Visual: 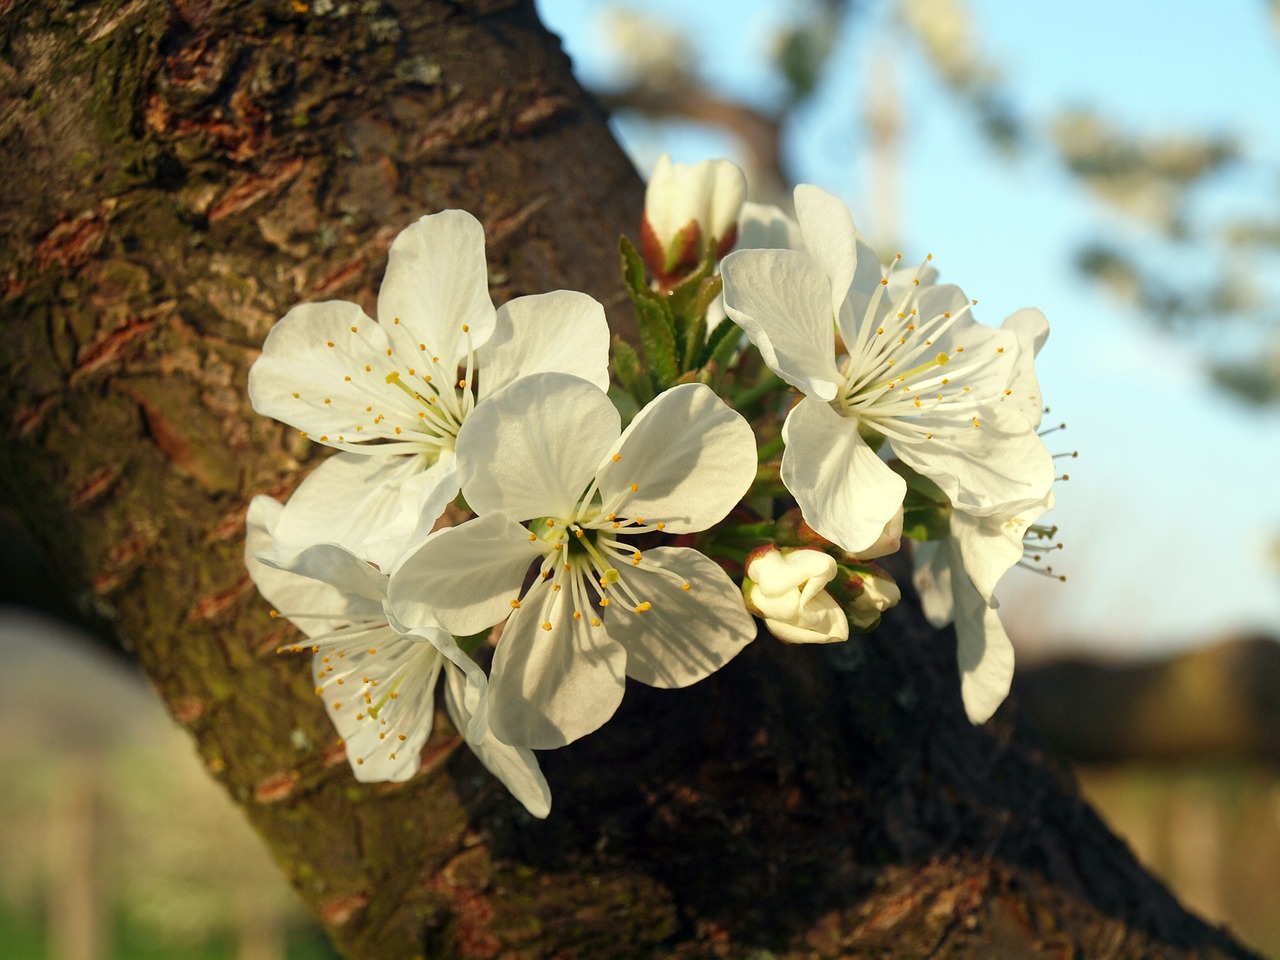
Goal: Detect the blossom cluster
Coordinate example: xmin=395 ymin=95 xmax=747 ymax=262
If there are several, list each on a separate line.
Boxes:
xmin=244 ymin=155 xmax=1062 ymax=816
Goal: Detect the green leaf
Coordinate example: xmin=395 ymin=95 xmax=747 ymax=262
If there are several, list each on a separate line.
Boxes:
xmin=611 ymin=337 xmax=653 ymax=406
xmin=892 ymin=460 xmax=949 ymax=505
xmin=620 ymin=237 xmax=679 ymax=387
xmin=698 ymin=314 xmax=741 ymax=370
xmin=901 ymin=505 xmax=951 ymax=542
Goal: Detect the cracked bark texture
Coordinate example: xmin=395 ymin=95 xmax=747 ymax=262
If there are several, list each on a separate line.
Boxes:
xmin=0 ymin=1 xmax=1262 ymax=957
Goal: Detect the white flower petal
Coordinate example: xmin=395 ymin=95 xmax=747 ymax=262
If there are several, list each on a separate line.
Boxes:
xmin=596 ymin=383 xmax=756 ymax=533
xmin=794 ymin=184 xmax=857 ymax=319
xmin=949 ymin=492 xmax=1053 ymax=605
xmin=456 ymin=373 xmax=620 ymax=521
xmin=910 ymin=538 xmax=954 ymax=629
xmin=837 ymin=232 xmax=892 ymax=351
xmin=721 ymin=248 xmax=843 ymax=400
xmin=270 ymin=451 xmax=457 ymax=572
xmin=444 ymin=666 xmax=551 ymax=818
xmin=737 ymin=202 xmax=805 ymax=252
xmin=951 ymin=553 xmax=1015 ymax=724
xmin=322 ymin=634 xmax=444 ymax=782
xmin=377 ymin=210 xmax=496 ymax=365
xmin=607 ymin=547 xmax=755 ymax=687
xmin=1001 ymin=307 xmax=1050 ymax=428
xmin=781 ymin=397 xmax=907 ymax=554
xmin=246 ymin=497 xmax=379 ymax=635
xmin=488 ymin=579 xmax=627 ymax=749
xmin=389 ymin=513 xmax=543 ymax=638
xmin=894 ymin=401 xmax=1054 ymax=518
xmin=478 ymin=290 xmax=611 ymax=399
xmin=249 ymin=300 xmax=417 ymax=438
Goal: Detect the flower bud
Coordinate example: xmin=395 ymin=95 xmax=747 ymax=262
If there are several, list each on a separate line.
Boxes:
xmin=833 ymin=563 xmax=901 ymax=632
xmin=743 ymin=544 xmax=849 ymax=645
xmin=640 ymin=154 xmax=746 ymax=288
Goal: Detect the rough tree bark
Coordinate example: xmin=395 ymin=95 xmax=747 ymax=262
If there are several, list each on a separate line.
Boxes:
xmin=0 ymin=1 xmax=1262 ymax=957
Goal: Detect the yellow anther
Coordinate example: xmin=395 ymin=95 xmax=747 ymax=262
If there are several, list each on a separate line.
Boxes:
xmin=528 ymin=533 xmax=537 ymax=541
xmin=510 ymin=598 xmax=521 ymax=608
xmin=599 ymin=597 xmax=611 ymax=607
xmin=630 ymin=483 xmax=638 ymax=492
xmin=657 ymin=522 xmax=665 ymax=531
xmin=681 ymin=582 xmax=691 ymax=591
xmin=350 ymin=325 xmax=358 ymax=332
xmin=394 ymin=317 xmax=401 ymax=324
xmin=879 ymin=278 xmax=888 ymax=286
xmin=462 ymin=324 xmax=470 ymax=332
xmin=590 ymin=617 xmax=602 ymax=626
xmin=419 ymin=343 xmax=426 ymax=351
xmin=542 ymin=621 xmax=552 ymax=631
xmin=972 ymin=417 xmax=981 ymax=428
xmin=326 ymin=340 xmax=335 ymax=347
xmin=573 ymin=611 xmax=582 ymax=620
xmin=324 ymin=397 xmax=331 ymax=404
xmin=612 ymin=453 xmax=621 ymax=462
xmin=292 ymin=392 xmax=300 ymax=399
xmin=398 ymin=734 xmax=406 ymax=741
xmin=634 ymin=602 xmax=652 ymax=613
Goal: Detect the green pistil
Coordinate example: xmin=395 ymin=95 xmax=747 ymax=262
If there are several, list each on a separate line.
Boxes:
xmin=366 ymin=671 xmax=407 ymax=720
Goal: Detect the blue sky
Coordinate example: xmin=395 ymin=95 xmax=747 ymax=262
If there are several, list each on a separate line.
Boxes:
xmin=537 ymin=0 xmax=1280 ymax=658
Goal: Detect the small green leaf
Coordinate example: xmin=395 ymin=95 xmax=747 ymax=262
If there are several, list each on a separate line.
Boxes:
xmin=698 ymin=313 xmax=740 ymax=370
xmin=611 ymin=337 xmax=653 ymax=406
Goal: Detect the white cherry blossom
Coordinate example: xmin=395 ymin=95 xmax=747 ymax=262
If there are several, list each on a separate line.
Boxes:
xmin=244 ymin=495 xmax=551 ymax=817
xmin=388 ymin=373 xmax=758 ymax=750
xmin=721 ymin=184 xmax=1054 ymax=555
xmin=248 ymin=209 xmax=610 ymax=568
